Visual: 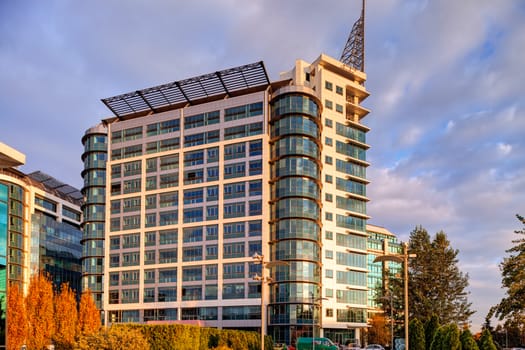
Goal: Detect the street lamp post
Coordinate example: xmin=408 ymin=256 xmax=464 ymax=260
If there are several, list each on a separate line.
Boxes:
xmin=311 ymin=296 xmax=328 ymax=350
xmin=373 ymin=242 xmax=415 ymax=350
xmin=379 ymin=294 xmax=394 ymax=349
xmin=253 ymin=253 xmax=289 ymax=350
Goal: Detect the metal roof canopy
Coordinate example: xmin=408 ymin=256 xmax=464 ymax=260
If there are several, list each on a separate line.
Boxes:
xmin=102 ymin=61 xmax=270 ymax=118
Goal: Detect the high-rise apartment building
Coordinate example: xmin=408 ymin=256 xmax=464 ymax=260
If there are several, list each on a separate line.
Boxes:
xmin=0 ymin=142 xmax=83 ymax=347
xmin=84 ymin=49 xmax=371 ymax=344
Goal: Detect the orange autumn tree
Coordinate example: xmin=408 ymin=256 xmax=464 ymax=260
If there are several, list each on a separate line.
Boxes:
xmin=78 ymin=289 xmax=100 ymax=335
xmin=25 ymin=272 xmax=55 ymax=350
xmin=54 ymin=282 xmax=78 ymax=347
xmin=7 ymin=283 xmax=27 ymax=350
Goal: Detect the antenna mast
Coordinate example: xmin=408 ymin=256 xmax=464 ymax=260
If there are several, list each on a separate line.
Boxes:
xmin=340 ymin=0 xmax=365 ymax=71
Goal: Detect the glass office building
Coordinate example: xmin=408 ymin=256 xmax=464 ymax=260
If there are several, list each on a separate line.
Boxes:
xmin=0 ymin=143 xmax=83 ymax=348
xmin=85 ymin=53 xmax=372 ymax=345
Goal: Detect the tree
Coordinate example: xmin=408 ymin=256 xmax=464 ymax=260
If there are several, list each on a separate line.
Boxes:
xmin=408 ymin=318 xmax=425 ymax=350
xmin=491 ymin=215 xmax=525 ymax=325
xmin=429 ymin=326 xmax=444 ymax=350
xmin=441 ymin=324 xmax=460 ymax=350
xmin=408 ymin=226 xmax=474 ymax=324
xmin=460 ymin=329 xmax=479 ymax=350
xmin=424 ymin=314 xmax=440 ymax=349
xmin=367 ymin=314 xmax=390 ymax=346
xmin=74 ymin=326 xmax=150 ymax=350
xmin=26 ymin=272 xmax=55 ymax=350
xmin=78 ymin=289 xmax=101 ymax=335
xmin=7 ymin=283 xmax=27 ymax=350
xmin=54 ymin=283 xmax=78 ymax=348
xmin=478 ymin=329 xmax=497 ymax=350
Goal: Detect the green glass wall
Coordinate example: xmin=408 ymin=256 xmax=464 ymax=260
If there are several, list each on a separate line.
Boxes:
xmin=0 ymin=183 xmax=7 ymax=348
xmin=81 ymin=129 xmax=107 ymax=308
xmin=269 ymin=93 xmax=322 ymax=344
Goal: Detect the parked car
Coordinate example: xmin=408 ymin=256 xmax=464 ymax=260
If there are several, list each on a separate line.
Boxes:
xmin=365 ymin=345 xmax=385 ymax=350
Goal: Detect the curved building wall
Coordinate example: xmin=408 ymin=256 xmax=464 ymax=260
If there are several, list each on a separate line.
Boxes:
xmin=268 ymin=90 xmax=323 ymax=344
xmin=81 ymin=124 xmax=108 ymax=308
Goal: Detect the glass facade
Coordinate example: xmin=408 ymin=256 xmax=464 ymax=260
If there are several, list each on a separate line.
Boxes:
xmin=31 ymin=212 xmax=82 ymax=292
xmin=81 ymin=125 xmax=108 ymax=308
xmin=0 ymin=183 xmax=8 ymax=348
xmin=269 ymin=92 xmax=323 ymax=344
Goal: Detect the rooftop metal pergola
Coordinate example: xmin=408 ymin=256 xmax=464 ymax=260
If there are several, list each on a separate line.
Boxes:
xmin=102 ymin=61 xmax=270 ymax=118
xmin=28 ymin=171 xmax=83 ymax=204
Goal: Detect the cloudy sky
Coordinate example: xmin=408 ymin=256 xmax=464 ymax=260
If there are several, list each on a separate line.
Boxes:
xmin=1 ymin=0 xmax=524 ymax=331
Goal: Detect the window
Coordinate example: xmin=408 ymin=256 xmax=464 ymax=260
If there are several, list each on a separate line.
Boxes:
xmin=325 ymin=212 xmax=333 ymax=221
xmin=249 ymin=160 xmax=262 ymax=175
xmin=249 ymin=139 xmax=263 ymax=156
xmin=325 ymin=81 xmax=333 ymax=91
xmin=224 ymin=202 xmax=245 ymax=219
xmin=326 ymin=309 xmax=334 ymax=317
xmin=224 ymin=102 xmax=263 ymax=122
xmin=205 ymin=264 xmax=218 ymax=280
xmin=206 ymin=245 xmax=218 ymax=260
xmin=159 ymin=249 xmax=177 ymax=263
xmin=326 ymin=174 xmax=333 ymax=183
xmin=182 ymin=266 xmax=202 ymax=281
xmin=325 ymin=269 xmax=334 ymax=278
xmin=207 ymin=186 xmax=219 ymax=201
xmin=184 ymin=169 xmax=204 ymax=185
xmin=336 ymin=104 xmax=343 ymax=113
xmin=123 ymin=160 xmax=141 ymax=176
xmin=224 ymin=142 xmax=246 ymax=160
xmin=147 ymin=119 xmax=180 ymax=135
xmin=205 ymin=285 xmax=218 ymax=300
xmin=249 ymin=200 xmax=262 ymax=216
xmin=325 ymin=193 xmax=333 ymax=202
xmin=223 ymin=242 xmax=245 ymax=259
xmin=248 ymin=220 xmax=262 ymax=237
xmin=184 ymin=188 xmax=204 ymax=204
xmin=144 ymin=250 xmax=156 ymax=265
xmin=325 ymin=231 xmax=333 ymax=240
xmin=159 ymin=229 xmax=177 ymax=244
xmin=326 ymin=250 xmax=334 ymax=259
xmin=207 ymin=147 xmax=219 ymax=163
xmin=159 ymin=191 xmax=178 ymax=208
xmin=325 ymin=100 xmax=333 ymax=110
xmin=223 ymin=263 xmax=245 ymax=279
xmin=159 ymin=210 xmax=178 ymax=226
xmin=325 ymin=137 xmax=333 ymax=146
xmin=224 ymin=222 xmax=245 ymax=239
xmin=183 ymin=208 xmax=203 ymax=223
xmin=336 ymin=85 xmax=343 ymax=95
xmin=223 ymin=283 xmax=245 ymax=299
xmin=183 ymin=226 xmax=203 ymax=243
xmin=206 ymin=225 xmax=218 ymax=240
xmin=325 ymin=156 xmax=333 ymax=165
xmin=207 ymin=166 xmax=219 ymax=181
xmin=158 ymin=268 xmax=177 ymax=283
xmin=224 ymin=182 xmax=245 ymax=199
xmin=184 ymin=150 xmax=204 ymax=167
xmin=207 ymin=205 xmax=218 ymax=220
xmin=224 ymin=162 xmax=245 ymax=179
xmin=249 ymin=180 xmax=262 ymax=196
xmin=325 ymin=118 xmax=333 ymax=128
xmin=183 ymin=246 xmax=203 ymax=262
xmin=326 ymin=288 xmax=334 ymax=298
xmin=145 ymin=231 xmax=156 ymax=246
xmin=160 ymin=154 xmax=179 ymax=171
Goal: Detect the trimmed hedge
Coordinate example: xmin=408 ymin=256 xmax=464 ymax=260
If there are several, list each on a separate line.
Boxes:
xmin=112 ymin=323 xmax=263 ymax=350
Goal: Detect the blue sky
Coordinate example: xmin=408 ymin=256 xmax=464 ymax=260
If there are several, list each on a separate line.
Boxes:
xmin=1 ymin=0 xmax=524 ymax=332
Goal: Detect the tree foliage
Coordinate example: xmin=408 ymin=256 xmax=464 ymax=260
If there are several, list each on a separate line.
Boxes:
xmin=408 ymin=226 xmax=474 ymax=324
xmin=367 ymin=314 xmax=391 ymax=347
xmin=478 ymin=329 xmax=497 ymax=350
xmin=408 ymin=318 xmax=425 ymax=350
xmin=54 ymin=283 xmax=78 ymax=348
xmin=78 ymin=289 xmax=100 ymax=335
xmin=490 ymin=214 xmax=525 ymax=324
xmin=460 ymin=329 xmax=479 ymax=350
xmin=424 ymin=314 xmax=440 ymax=349
xmin=73 ymin=325 xmax=150 ymax=350
xmin=7 ymin=283 xmax=27 ymax=350
xmin=26 ymin=272 xmax=55 ymax=350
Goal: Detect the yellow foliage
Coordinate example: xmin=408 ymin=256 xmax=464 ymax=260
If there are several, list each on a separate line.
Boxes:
xmin=7 ymin=283 xmax=27 ymax=350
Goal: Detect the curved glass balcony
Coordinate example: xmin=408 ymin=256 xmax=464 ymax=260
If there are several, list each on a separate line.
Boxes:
xmin=273 ymin=177 xmax=320 ymax=201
